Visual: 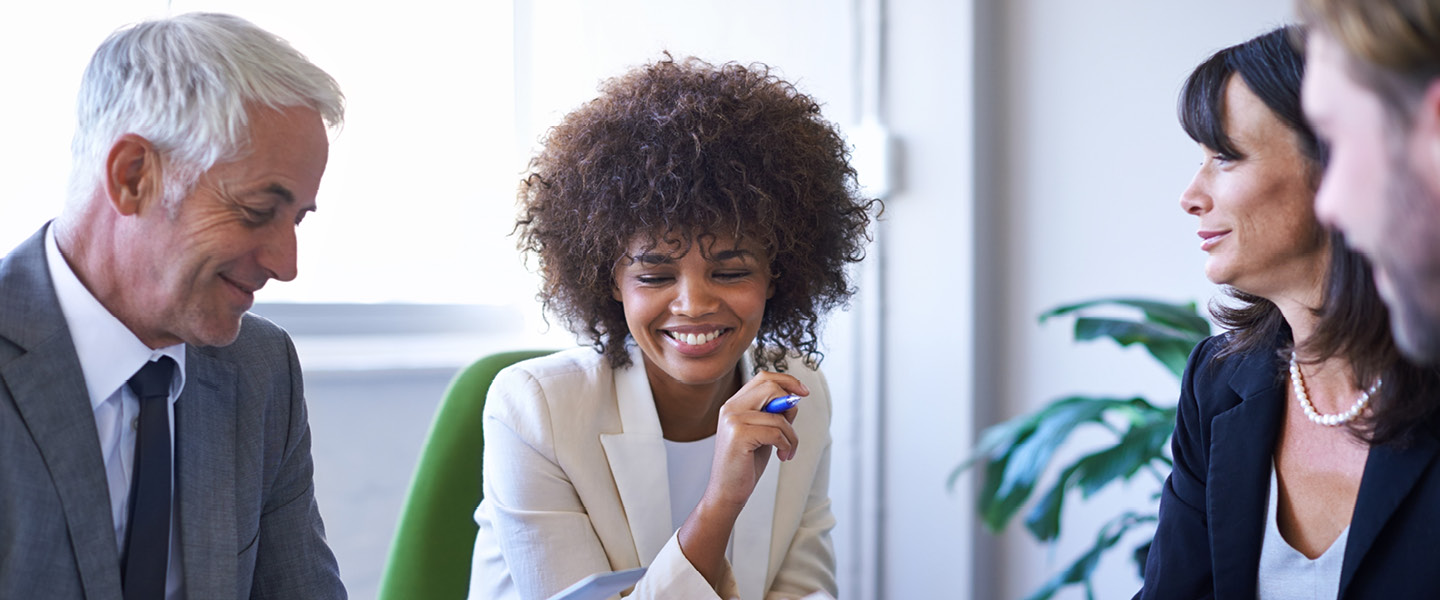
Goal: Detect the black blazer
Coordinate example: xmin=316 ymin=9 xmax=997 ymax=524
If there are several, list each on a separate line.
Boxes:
xmin=1137 ymin=333 xmax=1440 ymax=599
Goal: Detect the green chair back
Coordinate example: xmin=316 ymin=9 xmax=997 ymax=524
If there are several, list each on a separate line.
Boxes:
xmin=378 ymin=349 xmax=555 ymax=600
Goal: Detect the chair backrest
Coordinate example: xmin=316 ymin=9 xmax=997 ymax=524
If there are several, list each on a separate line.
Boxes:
xmin=378 ymin=350 xmax=555 ymax=600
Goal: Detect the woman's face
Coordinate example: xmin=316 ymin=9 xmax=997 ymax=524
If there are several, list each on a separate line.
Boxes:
xmin=1179 ymin=75 xmax=1328 ymax=299
xmin=612 ymin=231 xmax=774 ymax=398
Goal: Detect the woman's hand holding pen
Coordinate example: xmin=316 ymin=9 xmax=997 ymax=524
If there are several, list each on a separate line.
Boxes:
xmin=706 ymin=371 xmax=809 ymax=509
xmin=679 ymin=371 xmax=809 ymax=587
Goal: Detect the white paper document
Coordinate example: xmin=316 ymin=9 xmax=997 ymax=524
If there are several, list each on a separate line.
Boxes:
xmin=545 ymin=567 xmax=647 ymax=600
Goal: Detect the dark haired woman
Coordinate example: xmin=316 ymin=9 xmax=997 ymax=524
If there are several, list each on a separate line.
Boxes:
xmin=466 ymin=56 xmax=877 ymax=600
xmin=1137 ymin=26 xmax=1440 ymax=599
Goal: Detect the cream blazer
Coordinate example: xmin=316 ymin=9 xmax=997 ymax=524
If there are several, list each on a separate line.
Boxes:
xmin=468 ymin=345 xmax=837 ymax=600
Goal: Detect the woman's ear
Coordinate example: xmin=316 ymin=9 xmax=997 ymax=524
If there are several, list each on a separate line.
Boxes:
xmin=104 ymin=134 xmax=162 ymax=217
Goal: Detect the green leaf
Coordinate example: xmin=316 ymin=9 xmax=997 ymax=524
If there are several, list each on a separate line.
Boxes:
xmin=957 ymin=396 xmax=1170 ymax=533
xmin=1039 ymin=297 xmax=1210 ymax=379
xmin=1072 ymin=317 xmax=1204 ymax=378
xmin=1040 ymin=297 xmax=1210 ymax=338
xmin=1074 ymin=417 xmax=1174 ymax=497
xmin=965 ymin=397 xmax=1142 ymax=530
xmin=1021 ymin=406 xmax=1174 ymax=541
xmin=1022 ymin=461 xmax=1082 ymax=541
xmin=1021 ymin=512 xmax=1158 ymax=600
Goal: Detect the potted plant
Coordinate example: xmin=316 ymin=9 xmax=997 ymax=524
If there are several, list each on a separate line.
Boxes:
xmin=953 ymin=297 xmax=1211 ymax=599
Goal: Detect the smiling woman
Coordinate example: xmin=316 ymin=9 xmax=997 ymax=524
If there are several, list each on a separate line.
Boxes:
xmin=467 ymin=56 xmax=879 ymax=600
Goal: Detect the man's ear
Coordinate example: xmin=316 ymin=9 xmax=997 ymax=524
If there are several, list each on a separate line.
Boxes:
xmin=104 ymin=134 xmax=162 ymax=217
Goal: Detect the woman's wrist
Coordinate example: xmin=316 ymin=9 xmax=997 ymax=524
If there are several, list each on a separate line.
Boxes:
xmin=677 ymin=497 xmax=743 ymax=589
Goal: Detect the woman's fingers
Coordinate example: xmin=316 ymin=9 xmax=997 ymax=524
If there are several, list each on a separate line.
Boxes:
xmin=718 ymin=409 xmax=800 ymax=459
xmin=703 ymin=371 xmax=811 ymax=508
xmin=736 ymin=371 xmax=810 ymax=412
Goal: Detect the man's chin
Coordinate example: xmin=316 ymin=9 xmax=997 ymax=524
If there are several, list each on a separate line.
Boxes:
xmin=181 ymin=318 xmax=244 ymax=348
xmin=1392 ymin=319 xmax=1440 ymax=366
xmin=1389 ymin=286 xmax=1440 ymax=365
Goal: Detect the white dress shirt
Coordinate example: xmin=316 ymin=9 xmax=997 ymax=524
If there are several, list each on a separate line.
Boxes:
xmin=46 ymin=226 xmax=187 ymax=600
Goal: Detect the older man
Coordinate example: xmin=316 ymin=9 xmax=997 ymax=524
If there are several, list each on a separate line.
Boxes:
xmin=1300 ymin=0 xmax=1440 ymax=364
xmin=0 ymin=13 xmax=346 ymax=599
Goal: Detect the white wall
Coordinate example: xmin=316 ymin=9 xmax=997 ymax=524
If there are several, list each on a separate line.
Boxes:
xmin=877 ymin=0 xmax=980 ymax=597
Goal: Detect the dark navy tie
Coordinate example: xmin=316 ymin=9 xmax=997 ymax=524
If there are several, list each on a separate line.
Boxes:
xmin=123 ymin=356 xmax=175 ymax=600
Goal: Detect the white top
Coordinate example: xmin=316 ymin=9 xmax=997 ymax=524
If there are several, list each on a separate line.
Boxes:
xmin=46 ymin=226 xmax=187 ymax=600
xmin=663 ymin=435 xmax=716 ymax=533
xmin=1257 ymin=462 xmax=1348 ymax=600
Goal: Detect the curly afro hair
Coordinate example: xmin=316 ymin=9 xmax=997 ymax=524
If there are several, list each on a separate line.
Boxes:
xmin=515 ymin=55 xmax=879 ymax=372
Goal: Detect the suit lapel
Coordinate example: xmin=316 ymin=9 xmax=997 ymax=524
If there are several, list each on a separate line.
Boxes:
xmin=1207 ymin=353 xmax=1285 ymax=600
xmin=177 ymin=347 xmax=238 ymax=599
xmin=3 ymin=336 xmax=125 ymax=599
xmin=1339 ymin=431 xmax=1440 ymax=596
xmin=0 ymin=226 xmax=124 ymax=599
xmin=599 ymin=347 xmax=673 ymax=564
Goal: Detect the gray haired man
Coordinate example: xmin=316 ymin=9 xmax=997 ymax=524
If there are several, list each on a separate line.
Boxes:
xmin=0 ymin=13 xmax=346 ymax=599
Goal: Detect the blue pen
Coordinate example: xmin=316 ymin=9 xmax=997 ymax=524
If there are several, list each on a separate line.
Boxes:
xmin=762 ymin=394 xmax=802 ymax=413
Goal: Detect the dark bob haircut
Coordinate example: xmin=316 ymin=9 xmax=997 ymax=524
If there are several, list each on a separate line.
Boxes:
xmin=515 ymin=55 xmax=879 ymax=372
xmin=1178 ymin=25 xmax=1440 ymax=444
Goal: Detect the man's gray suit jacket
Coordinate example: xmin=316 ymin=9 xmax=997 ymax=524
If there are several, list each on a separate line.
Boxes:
xmin=0 ymin=226 xmax=345 ymax=599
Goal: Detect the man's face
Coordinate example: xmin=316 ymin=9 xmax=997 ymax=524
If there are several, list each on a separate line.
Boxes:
xmin=129 ymin=105 xmax=329 ymax=348
xmin=1304 ymin=33 xmax=1440 ymax=362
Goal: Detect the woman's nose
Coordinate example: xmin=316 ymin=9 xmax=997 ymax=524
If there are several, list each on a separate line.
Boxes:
xmin=1179 ymin=169 xmax=1211 ymax=216
xmin=671 ymin=277 xmax=718 ymax=316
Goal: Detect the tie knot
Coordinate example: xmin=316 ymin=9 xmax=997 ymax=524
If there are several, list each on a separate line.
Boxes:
xmin=126 ymin=356 xmax=176 ymax=401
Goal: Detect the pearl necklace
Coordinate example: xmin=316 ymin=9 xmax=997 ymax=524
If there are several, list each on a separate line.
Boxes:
xmin=1288 ymin=352 xmax=1382 ymax=426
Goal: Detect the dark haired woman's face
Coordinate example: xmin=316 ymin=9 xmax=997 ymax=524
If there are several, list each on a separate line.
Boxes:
xmin=611 ymin=232 xmax=774 ymax=400
xmin=1179 ymin=75 xmax=1328 ymax=299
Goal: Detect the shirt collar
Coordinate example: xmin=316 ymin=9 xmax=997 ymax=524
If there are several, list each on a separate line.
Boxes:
xmin=46 ymin=225 xmax=186 ymax=409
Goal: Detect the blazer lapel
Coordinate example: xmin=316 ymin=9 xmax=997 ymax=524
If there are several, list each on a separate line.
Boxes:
xmin=0 ymin=226 xmax=124 ymax=599
xmin=176 ymin=347 xmax=238 ymax=600
xmin=598 ymin=346 xmax=673 ymax=564
xmin=1339 ymin=432 xmax=1440 ymax=596
xmin=731 ymin=454 xmax=778 ymax=600
xmin=730 ymin=350 xmax=777 ymax=600
xmin=1207 ymin=354 xmax=1285 ymax=600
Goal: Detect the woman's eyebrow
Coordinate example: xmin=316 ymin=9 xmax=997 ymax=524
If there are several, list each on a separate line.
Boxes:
xmin=710 ymin=249 xmax=756 ymax=261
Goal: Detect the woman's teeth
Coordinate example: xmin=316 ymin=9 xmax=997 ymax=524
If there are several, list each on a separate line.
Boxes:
xmin=669 ymin=330 xmax=721 ymax=345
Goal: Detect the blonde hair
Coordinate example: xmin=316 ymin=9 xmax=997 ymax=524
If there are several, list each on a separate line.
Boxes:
xmin=1298 ymin=0 xmax=1440 ymax=124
